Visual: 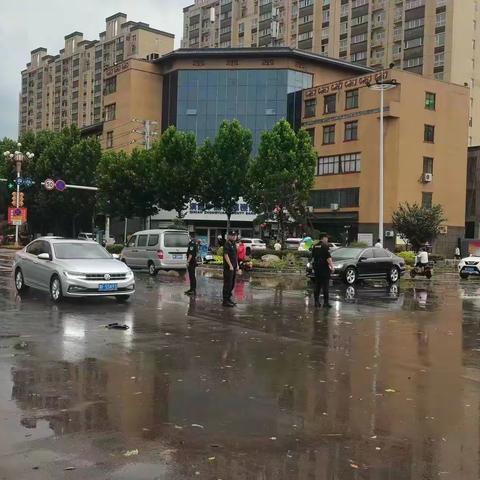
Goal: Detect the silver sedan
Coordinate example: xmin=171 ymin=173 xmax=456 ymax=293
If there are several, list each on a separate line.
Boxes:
xmin=13 ymin=238 xmax=135 ymax=303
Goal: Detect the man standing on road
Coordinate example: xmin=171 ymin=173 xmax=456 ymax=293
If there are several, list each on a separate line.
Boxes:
xmin=185 ymin=232 xmax=198 ymax=296
xmin=223 ymin=231 xmax=239 ymax=307
xmin=312 ymin=234 xmax=334 ymax=309
xmin=375 ymin=238 xmax=383 ymax=248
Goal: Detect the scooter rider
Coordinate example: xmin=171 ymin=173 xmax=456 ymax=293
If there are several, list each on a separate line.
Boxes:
xmin=416 ymin=247 xmax=429 ymax=271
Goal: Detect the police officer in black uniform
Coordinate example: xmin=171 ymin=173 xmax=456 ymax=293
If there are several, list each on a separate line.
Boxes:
xmin=311 ymin=234 xmax=334 ymax=308
xmin=222 ymin=231 xmax=239 ymax=307
xmin=185 ymin=232 xmax=198 ymax=296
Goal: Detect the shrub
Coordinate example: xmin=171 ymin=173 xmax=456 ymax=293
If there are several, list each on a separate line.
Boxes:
xmin=216 ymin=246 xmax=224 ymax=257
xmin=107 ymin=244 xmax=124 ymax=254
xmin=349 ymin=241 xmax=368 ymax=248
xmin=397 ymin=251 xmax=416 ymax=266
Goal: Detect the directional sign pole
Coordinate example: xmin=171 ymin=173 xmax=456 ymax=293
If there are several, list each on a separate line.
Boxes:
xmin=41 ymin=181 xmax=99 ymax=191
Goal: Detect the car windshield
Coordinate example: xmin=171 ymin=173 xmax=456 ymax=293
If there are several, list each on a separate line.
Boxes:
xmin=164 ymin=232 xmax=189 ymax=248
xmin=54 ymin=243 xmax=111 ymax=259
xmin=331 ymin=248 xmax=364 ymax=260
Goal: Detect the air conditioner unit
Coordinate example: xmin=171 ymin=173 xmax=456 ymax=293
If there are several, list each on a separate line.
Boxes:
xmin=422 ymin=173 xmax=433 ymax=183
xmin=385 ymin=230 xmax=395 ymax=238
xmin=330 ymin=203 xmax=339 ymax=211
xmin=439 ymin=225 xmax=448 ymax=234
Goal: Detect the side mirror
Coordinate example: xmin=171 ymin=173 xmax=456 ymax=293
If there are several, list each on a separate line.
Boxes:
xmin=358 ymin=256 xmax=367 ymax=262
xmin=112 ymin=253 xmax=120 ymax=260
xmin=38 ymin=253 xmax=51 ymax=261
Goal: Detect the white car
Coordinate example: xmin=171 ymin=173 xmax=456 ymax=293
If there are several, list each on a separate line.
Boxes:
xmin=14 ymin=238 xmax=135 ymax=303
xmin=458 ymin=256 xmax=480 ymax=279
xmin=241 ymin=238 xmax=267 ymax=255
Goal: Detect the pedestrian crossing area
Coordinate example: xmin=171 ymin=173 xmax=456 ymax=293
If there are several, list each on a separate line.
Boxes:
xmin=0 ymin=251 xmax=15 ymax=272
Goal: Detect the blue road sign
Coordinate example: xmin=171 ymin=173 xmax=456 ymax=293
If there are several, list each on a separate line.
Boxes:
xmin=15 ymin=177 xmax=24 ymax=186
xmin=55 ymin=179 xmax=66 ymax=192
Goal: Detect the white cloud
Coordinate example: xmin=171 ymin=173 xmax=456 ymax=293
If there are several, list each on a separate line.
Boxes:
xmin=0 ymin=0 xmax=189 ymax=139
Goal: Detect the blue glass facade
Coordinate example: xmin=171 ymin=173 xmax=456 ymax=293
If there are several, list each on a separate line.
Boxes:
xmin=162 ymin=69 xmax=313 ymax=151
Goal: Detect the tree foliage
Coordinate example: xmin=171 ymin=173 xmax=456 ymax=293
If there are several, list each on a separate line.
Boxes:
xmin=197 ymin=120 xmax=252 ymax=230
xmin=246 ymin=120 xmax=316 ymax=243
xmin=96 ymin=149 xmax=157 ymax=221
xmin=392 ymin=202 xmax=446 ymax=251
xmin=151 ymin=126 xmax=198 ymax=218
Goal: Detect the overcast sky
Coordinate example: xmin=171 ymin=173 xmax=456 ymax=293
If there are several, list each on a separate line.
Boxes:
xmin=0 ymin=0 xmax=189 ymax=140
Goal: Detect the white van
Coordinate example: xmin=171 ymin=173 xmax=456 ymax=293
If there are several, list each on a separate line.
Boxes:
xmin=120 ymin=229 xmax=190 ymax=276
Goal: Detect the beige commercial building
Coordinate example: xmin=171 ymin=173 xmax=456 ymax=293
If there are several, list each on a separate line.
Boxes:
xmin=19 ymin=13 xmax=174 ymax=136
xmin=302 ymin=68 xmax=469 ymax=253
xmin=183 ymin=0 xmax=480 ymax=144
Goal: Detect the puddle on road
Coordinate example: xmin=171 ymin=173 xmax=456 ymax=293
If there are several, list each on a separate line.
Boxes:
xmin=1 ymin=272 xmax=480 ymax=479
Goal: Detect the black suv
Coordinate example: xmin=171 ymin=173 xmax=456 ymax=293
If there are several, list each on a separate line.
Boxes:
xmin=307 ymin=247 xmax=406 ymax=285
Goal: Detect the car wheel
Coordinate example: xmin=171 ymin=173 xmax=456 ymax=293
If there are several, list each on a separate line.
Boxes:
xmin=148 ymin=262 xmax=157 ymax=276
xmin=15 ymin=269 xmax=29 ymax=293
xmin=460 ymin=273 xmax=469 ymax=280
xmin=344 ymin=267 xmax=357 ymax=285
xmin=426 ymin=269 xmax=432 ymax=279
xmin=387 ymin=266 xmax=400 ymax=284
xmin=115 ymin=295 xmax=130 ymax=303
xmin=50 ymin=275 xmax=63 ymax=303
xmin=410 ymin=270 xmax=417 ymax=279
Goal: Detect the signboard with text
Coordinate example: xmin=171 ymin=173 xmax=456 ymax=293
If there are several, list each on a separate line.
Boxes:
xmin=8 ymin=207 xmax=27 ymax=226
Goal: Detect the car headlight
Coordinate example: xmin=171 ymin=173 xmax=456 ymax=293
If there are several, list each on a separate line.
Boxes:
xmin=126 ymin=270 xmax=134 ymax=278
xmin=334 ymin=264 xmax=344 ymax=270
xmin=64 ymin=271 xmax=86 ymax=279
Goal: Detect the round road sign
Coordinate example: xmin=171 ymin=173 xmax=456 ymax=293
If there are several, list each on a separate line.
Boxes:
xmin=55 ymin=179 xmax=66 ymax=192
xmin=14 ymin=208 xmax=22 ymax=216
xmin=44 ymin=178 xmax=55 ymax=191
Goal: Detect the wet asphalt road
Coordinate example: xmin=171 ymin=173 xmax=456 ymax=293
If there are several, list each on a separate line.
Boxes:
xmin=1 ymin=267 xmax=480 ymax=480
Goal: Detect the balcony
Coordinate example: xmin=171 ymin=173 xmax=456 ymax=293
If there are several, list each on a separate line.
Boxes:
xmin=371 ymin=38 xmax=384 ymax=48
xmin=394 ymin=13 xmax=403 ymax=23
xmin=372 ymin=0 xmax=385 ymax=11
xmin=393 ymin=51 xmax=402 ymax=61
xmin=393 ymin=33 xmax=402 ymax=42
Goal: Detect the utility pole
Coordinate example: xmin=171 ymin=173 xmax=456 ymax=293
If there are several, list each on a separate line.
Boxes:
xmin=144 ymin=120 xmax=151 ymax=151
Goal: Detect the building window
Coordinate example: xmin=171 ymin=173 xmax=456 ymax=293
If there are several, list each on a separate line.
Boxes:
xmin=422 ymin=192 xmax=433 ymax=209
xmin=436 ymin=12 xmax=446 ymax=28
xmin=425 ymin=92 xmax=436 ymax=110
xmin=106 ymin=131 xmax=113 ymax=149
xmin=345 ymin=89 xmax=359 ymax=109
xmin=405 ymin=37 xmax=423 ymax=49
xmin=306 ymin=128 xmax=315 ymax=145
xmin=317 ymin=153 xmax=361 ymax=176
xmin=324 ymin=94 xmax=336 ymax=114
xmin=435 ymin=32 xmax=445 ymax=47
xmin=345 ymin=121 xmax=358 ymax=141
xmin=423 ymin=157 xmax=433 ymax=174
xmin=304 ymin=98 xmax=317 ymax=117
xmin=322 ymin=125 xmax=335 ymax=145
xmin=405 ymin=57 xmax=423 ymax=68
xmin=104 ymin=103 xmax=116 ymax=122
xmin=434 ymin=53 xmax=444 ymax=67
xmin=424 ymin=124 xmax=435 ymax=142
xmin=104 ymin=76 xmax=117 ymax=95
xmin=310 ymin=187 xmax=360 ymax=208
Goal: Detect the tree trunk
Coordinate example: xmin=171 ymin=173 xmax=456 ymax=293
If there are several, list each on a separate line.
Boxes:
xmin=226 ymin=213 xmax=231 ymax=233
xmin=278 ymin=212 xmax=285 ymax=248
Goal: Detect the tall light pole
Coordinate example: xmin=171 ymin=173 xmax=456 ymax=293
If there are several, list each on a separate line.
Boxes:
xmin=3 ymin=144 xmax=34 ymax=246
xmin=368 ymin=79 xmax=398 ymax=244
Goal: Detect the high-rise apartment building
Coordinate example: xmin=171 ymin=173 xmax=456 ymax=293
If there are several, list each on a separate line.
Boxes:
xmin=19 ymin=13 xmax=174 ymax=135
xmin=182 ymin=0 xmax=480 ymax=144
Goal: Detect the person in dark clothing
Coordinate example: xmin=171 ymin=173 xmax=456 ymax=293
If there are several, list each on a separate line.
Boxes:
xmin=185 ymin=232 xmax=198 ymax=296
xmin=222 ymin=231 xmax=239 ymax=307
xmin=311 ymin=234 xmax=334 ymax=308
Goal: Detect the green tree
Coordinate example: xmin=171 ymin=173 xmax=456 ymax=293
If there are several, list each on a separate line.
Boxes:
xmin=197 ymin=120 xmax=252 ymax=231
xmin=246 ymin=120 xmax=316 ymax=244
xmin=392 ymin=202 xmax=446 ymax=251
xmin=96 ymin=148 xmax=157 ymax=223
xmin=151 ymin=126 xmax=198 ymax=218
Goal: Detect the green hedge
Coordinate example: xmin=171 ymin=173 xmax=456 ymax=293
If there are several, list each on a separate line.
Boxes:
xmin=106 ymin=244 xmax=124 ymax=254
xmin=397 ymin=251 xmax=416 ymax=266
xmin=250 ymin=248 xmax=311 ymax=260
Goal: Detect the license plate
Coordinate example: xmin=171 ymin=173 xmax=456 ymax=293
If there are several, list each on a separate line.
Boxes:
xmin=465 ymin=267 xmax=478 ymax=273
xmin=172 ymin=254 xmax=183 ymax=260
xmin=98 ymin=283 xmax=118 ymax=292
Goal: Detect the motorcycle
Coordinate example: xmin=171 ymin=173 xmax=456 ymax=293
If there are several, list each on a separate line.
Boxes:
xmin=410 ymin=262 xmax=433 ymax=279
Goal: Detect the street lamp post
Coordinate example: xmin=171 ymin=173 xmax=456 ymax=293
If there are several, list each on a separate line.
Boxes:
xmin=368 ymin=80 xmax=398 ymax=244
xmin=3 ymin=144 xmax=34 ymax=246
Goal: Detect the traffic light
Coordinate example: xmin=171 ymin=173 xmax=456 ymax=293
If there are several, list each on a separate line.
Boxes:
xmin=11 ymin=192 xmax=24 ymax=207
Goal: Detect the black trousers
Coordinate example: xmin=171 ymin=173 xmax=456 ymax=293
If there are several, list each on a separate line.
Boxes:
xmin=223 ymin=268 xmax=236 ymax=301
xmin=188 ymin=264 xmax=196 ymax=292
xmin=314 ymin=275 xmax=330 ymax=305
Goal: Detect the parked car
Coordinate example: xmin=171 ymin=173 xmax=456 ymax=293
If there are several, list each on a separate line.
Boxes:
xmin=329 ymin=242 xmax=342 ymax=250
xmin=13 ymin=238 xmax=135 ymax=303
xmin=286 ymin=238 xmax=302 ymax=250
xmin=121 ymin=229 xmax=190 ymax=276
xmin=241 ymin=238 xmax=267 ymax=255
xmin=78 ymin=232 xmax=95 ymax=241
xmin=306 ymin=247 xmax=405 ymax=285
xmin=458 ymin=256 xmax=480 ymax=279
